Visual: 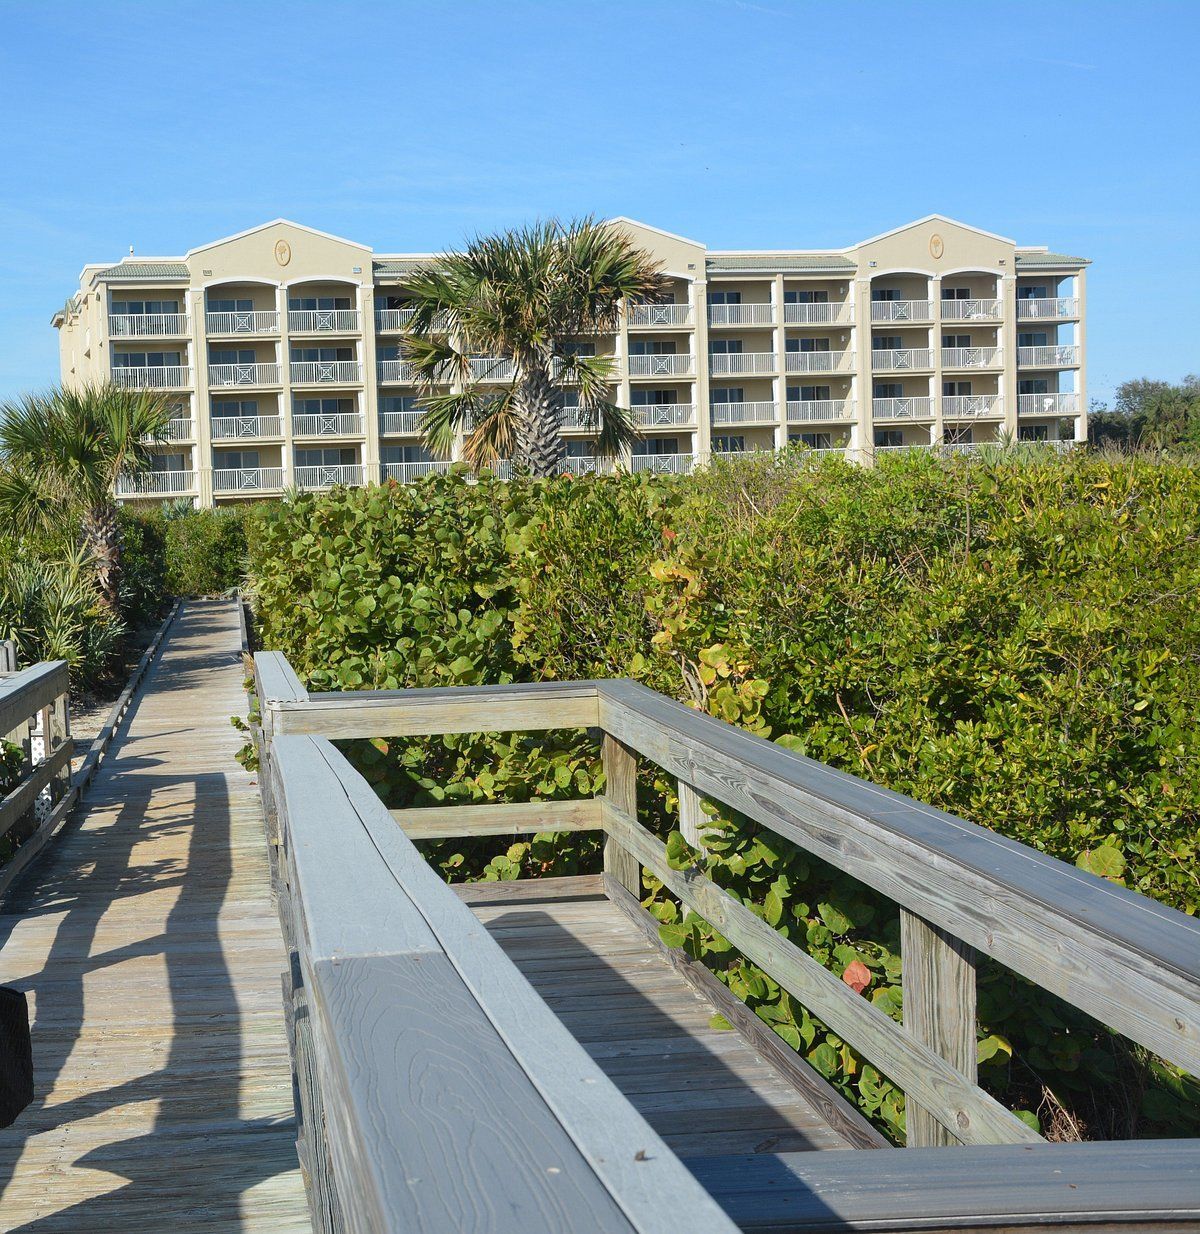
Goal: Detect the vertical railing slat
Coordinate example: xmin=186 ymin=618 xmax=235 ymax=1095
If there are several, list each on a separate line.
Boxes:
xmin=601 ymin=733 xmax=640 ymax=896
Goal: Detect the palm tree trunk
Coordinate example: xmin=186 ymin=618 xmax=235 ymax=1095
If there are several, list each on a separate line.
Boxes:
xmin=81 ymin=502 xmax=122 ymax=617
xmin=514 ymin=368 xmax=565 ymax=478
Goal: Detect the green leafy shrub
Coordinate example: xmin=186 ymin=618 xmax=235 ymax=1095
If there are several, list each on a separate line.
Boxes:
xmin=116 ymin=506 xmax=168 ymax=626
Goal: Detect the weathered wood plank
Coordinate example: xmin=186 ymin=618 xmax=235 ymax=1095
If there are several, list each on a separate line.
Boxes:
xmin=452 ymin=874 xmax=606 ymax=905
xmin=0 ymin=739 xmax=71 ymax=839
xmin=0 ymin=660 xmax=67 ymax=737
xmin=603 ymin=732 xmax=641 ymax=897
xmin=392 ymin=797 xmax=604 ymax=839
xmin=902 ymin=908 xmax=979 ymax=1147
xmin=602 ymin=799 xmax=1039 ymax=1147
xmin=597 ymin=679 xmax=1200 ymax=1077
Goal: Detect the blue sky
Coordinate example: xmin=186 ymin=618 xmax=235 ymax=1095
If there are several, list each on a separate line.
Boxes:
xmin=0 ymin=0 xmax=1196 ymax=404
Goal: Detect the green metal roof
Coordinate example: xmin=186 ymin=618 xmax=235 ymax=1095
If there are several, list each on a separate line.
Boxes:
xmin=1015 ymin=252 xmax=1089 ymax=269
xmin=707 ymin=253 xmax=856 ymax=273
xmin=374 ymin=259 xmax=437 ymax=277
xmin=95 ymin=261 xmax=190 ymax=281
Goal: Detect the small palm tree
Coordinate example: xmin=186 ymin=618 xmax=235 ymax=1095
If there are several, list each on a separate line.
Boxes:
xmin=0 ymin=383 xmax=176 ymax=615
xmin=403 ymin=218 xmax=666 ymax=477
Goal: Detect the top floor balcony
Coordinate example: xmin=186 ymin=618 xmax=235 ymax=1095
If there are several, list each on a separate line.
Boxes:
xmin=1017 ymin=297 xmax=1080 ymax=320
xmin=109 ymin=312 xmax=189 ymax=337
xmin=626 ymin=303 xmax=693 ymax=327
xmin=707 ymin=303 xmax=774 ymax=326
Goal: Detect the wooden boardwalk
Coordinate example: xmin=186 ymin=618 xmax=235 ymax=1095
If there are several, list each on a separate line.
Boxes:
xmin=0 ymin=601 xmax=309 ymax=1232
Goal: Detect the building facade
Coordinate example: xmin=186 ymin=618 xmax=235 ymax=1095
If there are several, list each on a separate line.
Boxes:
xmin=52 ymin=215 xmax=1088 ymax=505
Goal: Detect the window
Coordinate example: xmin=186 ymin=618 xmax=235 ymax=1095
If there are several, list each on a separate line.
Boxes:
xmin=792 ymin=432 xmax=832 ymax=449
xmin=381 ymin=293 xmax=408 ymax=310
xmin=708 ymin=339 xmax=743 ymax=354
xmin=785 ymin=337 xmax=830 ymax=353
xmin=211 ymin=348 xmax=256 ymax=365
xmin=944 ymin=426 xmax=973 ymax=444
xmin=787 ymin=385 xmax=831 ymax=401
xmin=565 ymin=439 xmax=595 ymax=458
xmin=872 ymin=335 xmax=902 ymax=350
xmin=294 ymin=398 xmax=353 ymax=414
xmin=296 ymin=447 xmax=357 ymax=467
xmin=380 ymin=396 xmax=418 ymax=413
xmin=563 ymin=341 xmax=596 ymax=357
xmin=784 ymin=289 xmax=828 ymax=304
xmin=112 ymin=350 xmax=181 ymax=368
xmin=630 ymin=388 xmax=678 ymax=405
xmin=291 ymin=346 xmax=354 ymax=361
xmin=1018 ymin=332 xmax=1048 ymax=348
xmin=709 ymin=388 xmax=744 ymax=404
xmin=874 ymin=430 xmax=903 ymax=448
xmin=1019 ymin=379 xmax=1050 ymax=395
xmin=1019 ymin=425 xmax=1049 ymax=441
xmin=942 ymin=334 xmax=970 ymax=349
xmin=943 ymin=381 xmax=972 ymax=396
xmin=874 ymin=383 xmax=903 ymax=399
xmin=112 ymin=299 xmax=179 ymax=314
xmin=150 ymin=453 xmax=186 ymax=472
xmin=707 ymin=290 xmax=742 ymax=305
xmin=381 ymin=445 xmax=432 ymax=463
xmin=212 ymin=399 xmax=259 ymax=416
xmin=942 ymin=287 xmax=970 ymax=301
xmin=632 ymin=437 xmax=679 ymax=456
xmin=215 ymin=450 xmax=260 ymax=470
xmin=378 ymin=344 xmax=403 ymax=361
xmin=871 ymin=288 xmax=900 ymax=302
xmin=628 ymin=339 xmax=676 ymax=355
xmin=208 ymin=297 xmax=253 ymax=312
xmin=1017 ymin=285 xmax=1047 ymax=300
xmin=712 ymin=436 xmax=745 ymax=453
xmin=289 ymin=294 xmax=352 ymax=310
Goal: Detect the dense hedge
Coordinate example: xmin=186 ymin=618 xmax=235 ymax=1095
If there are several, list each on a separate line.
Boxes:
xmin=248 ymin=453 xmax=1200 ymax=1141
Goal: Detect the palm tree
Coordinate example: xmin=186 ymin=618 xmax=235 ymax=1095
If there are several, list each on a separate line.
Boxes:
xmin=0 ymin=383 xmax=176 ymax=615
xmin=403 ymin=218 xmax=666 ymax=477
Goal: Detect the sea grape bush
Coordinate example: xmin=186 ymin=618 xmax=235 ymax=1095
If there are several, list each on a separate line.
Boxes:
xmin=247 ymin=451 xmax=1200 ymax=1141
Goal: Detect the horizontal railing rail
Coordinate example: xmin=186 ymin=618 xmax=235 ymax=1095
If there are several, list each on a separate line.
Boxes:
xmin=108 ymin=312 xmax=188 ymax=336
xmin=205 ymin=310 xmax=279 ymax=334
xmin=291 ymin=412 xmax=364 ymax=438
xmin=288 ymin=309 xmax=360 ymax=334
xmin=786 ymin=398 xmax=855 ymax=422
xmin=210 ymin=415 xmax=283 ymax=440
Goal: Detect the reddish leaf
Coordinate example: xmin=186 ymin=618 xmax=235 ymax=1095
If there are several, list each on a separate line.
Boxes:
xmin=842 ymin=960 xmax=871 ymax=994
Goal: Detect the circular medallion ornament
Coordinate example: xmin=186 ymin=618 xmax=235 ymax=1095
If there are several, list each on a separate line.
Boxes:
xmin=929 ymin=234 xmax=945 ymax=260
xmin=274 ymin=239 xmax=292 ymax=267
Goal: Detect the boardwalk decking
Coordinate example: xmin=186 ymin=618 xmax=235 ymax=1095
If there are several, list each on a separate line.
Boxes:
xmin=0 ymin=601 xmax=309 ymax=1232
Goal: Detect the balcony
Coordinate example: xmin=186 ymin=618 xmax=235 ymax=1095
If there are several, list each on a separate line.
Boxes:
xmin=871 ymin=300 xmax=932 ymax=323
xmin=382 ymin=460 xmax=450 ymax=483
xmin=1018 ymin=392 xmax=1080 ymax=416
xmin=634 ymin=404 xmax=695 ymax=429
xmin=783 ymin=301 xmax=853 ymax=325
xmin=873 ymin=396 xmax=935 ymax=421
xmin=627 ymin=303 xmax=692 ymax=327
xmin=208 ymin=362 xmax=281 ymax=387
xmin=376 ymin=308 xmax=452 ymax=332
xmin=1018 ymin=345 xmax=1080 ymax=367
xmin=159 ymin=417 xmax=194 ymax=441
xmin=1017 ymin=298 xmax=1079 ymax=320
xmin=377 ymin=359 xmax=416 ymax=384
xmin=708 ymin=351 xmax=775 ymax=377
xmin=294 ymin=463 xmax=367 ymax=489
xmin=628 ymin=353 xmax=692 ymax=378
xmin=943 ymin=395 xmax=1004 ymax=419
xmin=290 ymin=360 xmax=362 ymax=385
xmin=468 ymin=356 xmax=516 ymax=382
xmin=111 ymin=365 xmax=191 ymax=389
xmin=379 ymin=409 xmax=424 ymax=435
xmin=630 ymin=453 xmax=693 ymax=475
xmin=116 ymin=469 xmax=195 ymax=496
xmin=213 ymin=467 xmax=285 ymax=494
xmin=940 ymin=299 xmax=1001 ymax=321
xmin=786 ymin=398 xmax=855 ymax=423
xmin=872 ymin=348 xmax=933 ymax=371
xmin=205 ymin=310 xmax=279 ymax=335
xmin=707 ymin=304 xmax=774 ymax=326
xmin=562 ymin=456 xmax=600 ymax=476
xmin=941 ymin=346 xmax=1001 ymax=369
xmin=292 ymin=412 xmax=364 ymax=438
xmin=874 ymin=443 xmax=933 ymax=455
xmin=785 ymin=350 xmax=853 ymax=374
xmin=288 ymin=309 xmax=361 ymax=334
xmin=210 ymin=415 xmax=283 ymax=440
xmin=710 ymin=400 xmax=776 ymax=425
xmin=109 ymin=313 xmax=188 ymax=337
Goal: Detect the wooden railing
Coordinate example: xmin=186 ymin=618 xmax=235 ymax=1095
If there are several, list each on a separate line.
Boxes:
xmin=252 ymin=658 xmax=1200 ymax=1229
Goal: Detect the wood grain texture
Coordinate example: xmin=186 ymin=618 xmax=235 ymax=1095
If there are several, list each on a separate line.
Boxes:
xmin=602 ymin=799 xmax=1038 ymax=1147
xmin=392 ymin=797 xmax=604 ymax=840
xmin=452 ymin=874 xmax=606 ymax=906
xmin=902 ymin=908 xmax=979 ymax=1147
xmin=597 ymin=680 xmax=1200 ymax=1077
xmin=603 ymin=733 xmax=641 ymax=897
xmin=0 ymin=661 xmax=67 ymax=738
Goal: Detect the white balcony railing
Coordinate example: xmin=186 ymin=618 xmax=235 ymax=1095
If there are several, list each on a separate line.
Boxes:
xmin=288 ymin=309 xmax=361 ymax=333
xmin=710 ymin=400 xmax=777 ymax=424
xmin=382 ymin=460 xmax=450 ymax=483
xmin=116 ymin=469 xmax=195 ymax=496
xmin=872 ymin=397 xmax=935 ymax=421
xmin=111 ymin=365 xmax=191 ymax=388
xmin=376 ymin=308 xmax=415 ymax=332
xmin=468 ymin=356 xmax=516 ymax=382
xmin=871 ymin=300 xmax=932 ymax=323
xmin=630 ymin=453 xmax=694 ymax=475
xmin=786 ymin=398 xmax=856 ymax=423
xmin=208 ymin=362 xmax=281 ymax=387
xmin=627 ymin=303 xmax=693 ymax=327
xmin=292 ymin=413 xmax=364 ymax=438
xmin=560 ymin=456 xmax=599 ymax=476
xmin=707 ymin=303 xmax=774 ymax=326
xmin=874 ymin=443 xmax=934 ymax=455
xmin=290 ymin=361 xmax=362 ymax=384
xmin=205 ymin=310 xmax=279 ymax=335
xmin=634 ymin=403 xmax=696 ymax=428
xmin=294 ymin=464 xmax=366 ymax=489
xmin=108 ymin=313 xmax=188 ymax=337
xmin=782 ymin=302 xmax=853 ymax=325
xmin=942 ymin=395 xmax=1004 ymax=419
xmin=940 ymin=299 xmax=1001 ymax=321
xmin=1018 ymin=392 xmax=1080 ymax=416
xmin=1017 ymin=297 xmax=1080 ymax=320
xmin=210 ymin=415 xmax=283 ymax=440
xmin=785 ymin=350 xmax=853 ymax=374
xmin=708 ymin=351 xmax=775 ymax=376
xmin=628 ymin=353 xmax=693 ymax=377
xmin=872 ymin=348 xmax=933 ymax=371
xmin=161 ymin=418 xmax=194 ymax=441
xmin=379 ymin=410 xmax=424 ymax=435
xmin=377 ymin=359 xmax=416 ymax=383
xmin=213 ymin=467 xmax=285 ymax=493
xmin=1018 ymin=345 xmax=1080 ymax=367
xmin=941 ymin=346 xmax=1002 ymax=369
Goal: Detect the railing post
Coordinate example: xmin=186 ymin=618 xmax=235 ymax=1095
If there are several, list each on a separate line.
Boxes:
xmin=0 ymin=641 xmax=16 ymax=673
xmin=901 ymin=909 xmax=978 ymax=1146
xmin=50 ymin=689 xmax=71 ymax=805
xmin=602 ymin=732 xmax=640 ymax=896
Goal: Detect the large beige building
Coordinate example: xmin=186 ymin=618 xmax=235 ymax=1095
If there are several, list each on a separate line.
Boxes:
xmin=52 ymin=215 xmax=1087 ymax=505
